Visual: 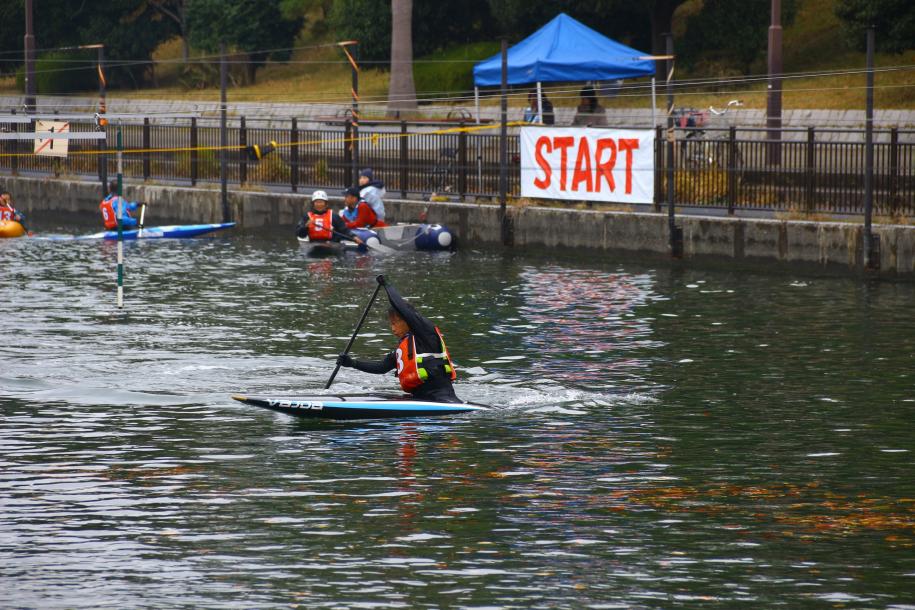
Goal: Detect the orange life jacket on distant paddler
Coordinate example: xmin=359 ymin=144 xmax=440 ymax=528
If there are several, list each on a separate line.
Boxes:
xmin=0 ymin=204 xmax=17 ymax=221
xmin=99 ymin=194 xmax=135 ymax=230
xmin=395 ymin=327 xmax=456 ymax=392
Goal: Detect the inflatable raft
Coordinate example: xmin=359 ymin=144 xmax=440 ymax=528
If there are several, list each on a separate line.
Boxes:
xmin=346 ymin=224 xmax=455 ymax=253
xmin=0 ymin=220 xmax=26 ymax=238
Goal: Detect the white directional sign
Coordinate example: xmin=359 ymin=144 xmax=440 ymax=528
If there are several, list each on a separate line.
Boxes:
xmin=34 ymin=120 xmax=70 ymax=157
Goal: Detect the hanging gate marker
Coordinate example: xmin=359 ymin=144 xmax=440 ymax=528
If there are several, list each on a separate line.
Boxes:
xmin=33 ymin=120 xmax=70 ymax=156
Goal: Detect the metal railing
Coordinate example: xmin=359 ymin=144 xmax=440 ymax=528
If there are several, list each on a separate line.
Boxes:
xmin=1 ymin=116 xmax=912 ymax=217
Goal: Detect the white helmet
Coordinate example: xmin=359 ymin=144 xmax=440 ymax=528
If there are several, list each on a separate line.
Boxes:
xmin=311 ymin=190 xmax=328 ymax=202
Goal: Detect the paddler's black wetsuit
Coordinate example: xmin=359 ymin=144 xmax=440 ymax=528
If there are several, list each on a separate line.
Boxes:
xmin=343 ymin=283 xmax=461 ymax=404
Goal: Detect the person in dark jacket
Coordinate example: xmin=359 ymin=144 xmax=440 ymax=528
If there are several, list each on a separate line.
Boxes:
xmin=572 ymin=85 xmax=607 ymax=127
xmin=295 ymin=190 xmax=362 ymax=244
xmin=523 ymin=91 xmax=555 ymax=125
xmin=337 ymin=275 xmax=460 ymax=403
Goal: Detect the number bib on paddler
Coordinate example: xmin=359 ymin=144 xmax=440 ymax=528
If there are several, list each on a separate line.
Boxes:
xmin=395 ymin=327 xmax=456 ymax=392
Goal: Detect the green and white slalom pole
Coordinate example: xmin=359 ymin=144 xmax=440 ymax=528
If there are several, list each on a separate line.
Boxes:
xmin=116 ymin=125 xmax=124 ymax=309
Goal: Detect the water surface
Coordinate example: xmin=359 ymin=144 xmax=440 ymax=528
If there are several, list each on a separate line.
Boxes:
xmin=2 ymin=222 xmax=913 ymax=609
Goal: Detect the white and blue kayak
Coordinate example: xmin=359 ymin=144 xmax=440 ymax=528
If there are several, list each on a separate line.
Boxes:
xmin=81 ymin=222 xmax=236 ymax=240
xmin=232 ymin=394 xmax=489 ymax=420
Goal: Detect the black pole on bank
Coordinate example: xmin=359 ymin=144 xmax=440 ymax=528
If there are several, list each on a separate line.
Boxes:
xmin=220 ymin=42 xmax=230 ymax=223
xmin=499 ymin=39 xmax=512 ymax=246
xmin=665 ymin=33 xmax=682 ymax=258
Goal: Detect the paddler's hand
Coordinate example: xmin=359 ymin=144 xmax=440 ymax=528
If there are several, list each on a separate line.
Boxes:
xmin=336 ymin=354 xmax=355 ymax=368
xmin=353 ymin=236 xmax=364 ymax=245
xmin=376 ymin=274 xmax=386 ymax=286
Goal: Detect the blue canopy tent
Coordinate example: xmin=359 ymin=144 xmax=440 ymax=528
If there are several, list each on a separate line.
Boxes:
xmin=472 ymin=13 xmax=659 ymax=125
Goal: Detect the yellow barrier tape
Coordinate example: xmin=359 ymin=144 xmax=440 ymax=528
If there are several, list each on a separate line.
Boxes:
xmin=0 ymin=121 xmax=528 ymax=158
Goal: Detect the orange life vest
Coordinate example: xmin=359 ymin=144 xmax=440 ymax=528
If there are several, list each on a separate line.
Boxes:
xmin=308 ymin=210 xmax=334 ymax=240
xmin=395 ymin=327 xmax=457 ymax=392
xmin=99 ymin=195 xmax=129 ymax=230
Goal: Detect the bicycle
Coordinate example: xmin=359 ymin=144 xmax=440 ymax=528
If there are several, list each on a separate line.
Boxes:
xmin=426 ymin=146 xmax=459 ymax=200
xmin=676 ymin=100 xmax=744 ymax=170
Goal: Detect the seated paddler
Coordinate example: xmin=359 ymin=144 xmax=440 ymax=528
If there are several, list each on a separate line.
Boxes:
xmin=99 ymin=181 xmax=140 ymax=230
xmin=296 ymin=190 xmax=363 ymax=245
xmin=339 ymin=186 xmax=387 ymax=229
xmin=0 ymin=191 xmax=24 ymax=223
xmin=337 ymin=275 xmax=460 ymax=403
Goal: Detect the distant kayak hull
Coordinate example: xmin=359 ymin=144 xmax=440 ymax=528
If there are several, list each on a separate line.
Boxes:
xmin=82 ymin=222 xmax=236 ymax=240
xmin=0 ymin=220 xmax=26 ymax=238
xmin=233 ymin=394 xmax=489 ymax=420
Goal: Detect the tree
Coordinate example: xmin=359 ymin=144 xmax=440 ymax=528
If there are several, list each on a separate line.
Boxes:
xmin=486 ymin=0 xmax=681 ymax=56
xmin=0 ymin=2 xmax=25 ymax=75
xmin=280 ymin=0 xmax=334 ymax=21
xmin=679 ymin=0 xmax=798 ymax=74
xmin=329 ymin=0 xmax=391 ymax=62
xmin=388 ymin=0 xmax=417 ymax=115
xmin=186 ymin=0 xmax=303 ymax=84
xmin=330 ymin=0 xmax=497 ymax=63
xmin=0 ymin=0 xmax=177 ymax=87
xmin=835 ymin=0 xmax=915 ymax=54
xmin=649 ymin=0 xmax=688 ymax=57
xmin=149 ymin=0 xmax=190 ymax=63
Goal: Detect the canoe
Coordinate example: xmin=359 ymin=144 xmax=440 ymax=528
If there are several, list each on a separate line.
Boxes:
xmin=81 ymin=222 xmax=236 ymax=240
xmin=0 ymin=220 xmax=26 ymax=238
xmin=232 ymin=394 xmax=490 ymax=420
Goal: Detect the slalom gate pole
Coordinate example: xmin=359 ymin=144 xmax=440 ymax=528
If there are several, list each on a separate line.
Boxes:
xmin=116 ymin=125 xmax=124 ymax=309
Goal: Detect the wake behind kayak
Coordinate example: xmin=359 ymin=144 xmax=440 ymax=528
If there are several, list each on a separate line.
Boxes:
xmin=232 ymin=394 xmax=489 ymax=420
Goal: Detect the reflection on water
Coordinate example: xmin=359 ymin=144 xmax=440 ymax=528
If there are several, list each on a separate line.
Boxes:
xmin=1 ymin=227 xmax=914 ymax=608
xmin=516 ymin=266 xmax=661 ymax=387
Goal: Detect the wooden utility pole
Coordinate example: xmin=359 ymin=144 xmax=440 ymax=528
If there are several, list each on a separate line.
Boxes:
xmin=864 ymin=26 xmax=878 ymax=270
xmin=24 ymin=0 xmax=36 ymax=112
xmin=766 ymin=0 xmax=783 ymax=166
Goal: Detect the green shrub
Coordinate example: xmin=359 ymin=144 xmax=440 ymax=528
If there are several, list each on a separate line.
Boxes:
xmin=414 ymin=42 xmax=501 ymax=99
xmin=674 ymin=168 xmax=730 ymax=204
xmin=15 ymin=51 xmax=95 ymax=95
xmin=314 ymin=159 xmax=329 ymax=182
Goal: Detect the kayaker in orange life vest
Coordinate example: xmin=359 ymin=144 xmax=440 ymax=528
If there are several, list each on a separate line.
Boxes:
xmin=0 ymin=191 xmax=24 ymax=222
xmin=99 ymin=181 xmax=139 ymax=230
xmin=295 ymin=190 xmax=363 ymax=245
xmin=336 ymin=275 xmax=460 ymax=403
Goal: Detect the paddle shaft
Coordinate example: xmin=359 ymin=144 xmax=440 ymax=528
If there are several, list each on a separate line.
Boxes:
xmin=324 ymin=281 xmax=384 ymax=389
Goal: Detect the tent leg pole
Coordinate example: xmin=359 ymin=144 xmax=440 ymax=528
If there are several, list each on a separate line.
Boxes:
xmin=474 ymin=86 xmax=480 ymax=125
xmin=537 ymin=81 xmax=543 ymax=124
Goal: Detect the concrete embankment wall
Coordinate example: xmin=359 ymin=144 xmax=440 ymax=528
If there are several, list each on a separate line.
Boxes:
xmin=2 ymin=175 xmax=913 ymax=276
